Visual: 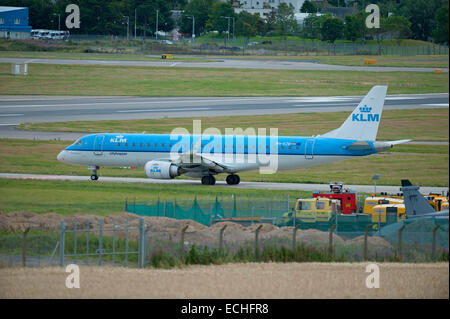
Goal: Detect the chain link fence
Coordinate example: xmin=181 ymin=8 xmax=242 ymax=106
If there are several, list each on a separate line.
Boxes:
xmin=66 ymin=34 xmax=449 ymax=56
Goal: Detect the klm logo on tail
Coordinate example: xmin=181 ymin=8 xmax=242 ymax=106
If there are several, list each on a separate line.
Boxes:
xmin=352 ymin=105 xmax=380 ymax=122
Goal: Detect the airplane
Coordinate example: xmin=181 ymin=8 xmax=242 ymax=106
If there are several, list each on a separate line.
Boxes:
xmin=57 ymin=85 xmax=410 ymax=185
xmin=400 ymin=179 xmax=449 ymax=219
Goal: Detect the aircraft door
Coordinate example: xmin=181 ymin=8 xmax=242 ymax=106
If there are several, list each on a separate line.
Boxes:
xmin=93 ymin=135 xmax=105 ymax=155
xmin=305 ymin=139 xmax=315 ymax=160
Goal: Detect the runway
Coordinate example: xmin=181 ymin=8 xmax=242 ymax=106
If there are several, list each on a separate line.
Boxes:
xmin=1 ymin=57 xmax=448 ymax=72
xmin=0 ymin=93 xmax=448 ymax=140
xmin=1 ymin=173 xmax=448 ymax=194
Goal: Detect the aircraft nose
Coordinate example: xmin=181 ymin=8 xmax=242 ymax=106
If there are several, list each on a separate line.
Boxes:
xmin=57 ymin=151 xmax=65 ymax=162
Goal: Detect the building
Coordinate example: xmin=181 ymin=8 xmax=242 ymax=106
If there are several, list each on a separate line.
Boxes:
xmin=0 ymin=6 xmax=32 ymax=39
xmin=232 ymin=0 xmax=306 ymax=20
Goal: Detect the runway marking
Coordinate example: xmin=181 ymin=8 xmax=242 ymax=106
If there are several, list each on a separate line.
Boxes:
xmin=0 ymin=98 xmax=280 ymax=108
xmin=0 ymin=123 xmax=20 ymax=126
xmin=421 ymin=103 xmax=449 ymax=107
xmin=117 ymin=107 xmax=212 ymax=113
xmin=0 ymin=114 xmax=24 ymax=117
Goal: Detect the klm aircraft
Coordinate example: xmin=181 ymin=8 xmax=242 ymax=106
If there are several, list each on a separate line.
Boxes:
xmin=57 ymin=86 xmax=410 ymax=185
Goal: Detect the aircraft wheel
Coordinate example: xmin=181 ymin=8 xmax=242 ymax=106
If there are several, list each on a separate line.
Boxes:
xmin=90 ymin=174 xmax=99 ymax=181
xmin=201 ymin=175 xmax=215 ymax=185
xmin=226 ymin=174 xmax=240 ymax=185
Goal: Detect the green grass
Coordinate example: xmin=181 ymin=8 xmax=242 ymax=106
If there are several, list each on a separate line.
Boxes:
xmin=18 ymin=108 xmax=450 ymax=142
xmin=0 ymin=63 xmax=448 ymax=96
xmin=0 ymin=50 xmax=215 ymax=62
xmin=0 ymin=138 xmax=448 ymax=186
xmin=0 ymin=179 xmax=307 ymax=215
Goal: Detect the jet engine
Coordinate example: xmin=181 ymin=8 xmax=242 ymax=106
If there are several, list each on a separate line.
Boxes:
xmin=145 ymin=160 xmax=181 ymax=179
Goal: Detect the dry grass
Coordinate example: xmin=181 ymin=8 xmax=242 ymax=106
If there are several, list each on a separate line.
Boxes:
xmin=0 ymin=262 xmax=447 ymax=299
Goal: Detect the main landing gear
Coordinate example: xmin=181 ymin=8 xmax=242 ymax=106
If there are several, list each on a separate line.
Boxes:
xmin=89 ymin=166 xmax=99 ymax=181
xmin=226 ymin=174 xmax=240 ymax=185
xmin=201 ymin=175 xmax=216 ymax=185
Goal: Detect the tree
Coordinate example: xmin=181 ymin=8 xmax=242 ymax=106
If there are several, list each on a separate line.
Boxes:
xmin=321 ymin=15 xmax=344 ymax=43
xmin=274 ymin=3 xmax=299 ymax=38
xmin=235 ymin=11 xmax=264 ymax=38
xmin=384 ymin=15 xmax=411 ymax=44
xmin=179 ymin=0 xmax=215 ymax=36
xmin=300 ymin=1 xmax=317 ymax=13
xmin=344 ymin=14 xmax=365 ymax=43
xmin=302 ymin=14 xmax=323 ymax=39
xmin=399 ymin=0 xmax=444 ymax=41
xmin=205 ymin=0 xmax=235 ymax=34
xmin=432 ymin=5 xmax=449 ymax=44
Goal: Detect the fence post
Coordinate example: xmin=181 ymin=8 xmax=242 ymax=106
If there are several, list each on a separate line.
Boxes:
xmin=364 ymin=224 xmax=371 ymax=261
xmin=180 ymin=225 xmax=189 ymax=263
xmin=255 ymin=224 xmax=263 ymax=260
xmin=397 ymin=224 xmax=406 ymax=261
xmin=219 ymin=225 xmax=227 ymax=251
xmin=292 ymin=226 xmax=298 ymax=251
xmin=124 ymin=198 xmax=128 ymax=212
xmin=432 ymin=225 xmax=440 ymax=260
xmin=138 ymin=218 xmax=145 ymax=268
xmin=328 ymin=224 xmax=337 ymax=257
xmin=98 ymin=219 xmax=104 ymax=266
xmin=59 ymin=220 xmax=65 ymax=267
xmin=22 ymin=227 xmax=30 ymax=267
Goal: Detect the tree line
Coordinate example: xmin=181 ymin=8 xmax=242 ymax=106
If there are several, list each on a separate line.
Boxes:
xmin=1 ymin=0 xmax=448 ymax=44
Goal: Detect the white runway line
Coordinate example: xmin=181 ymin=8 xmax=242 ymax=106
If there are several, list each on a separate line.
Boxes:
xmin=117 ymin=107 xmax=212 ymax=113
xmin=0 ymin=114 xmax=24 ymax=117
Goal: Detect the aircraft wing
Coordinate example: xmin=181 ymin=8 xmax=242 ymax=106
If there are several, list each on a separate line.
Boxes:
xmin=152 ymin=140 xmax=236 ymax=174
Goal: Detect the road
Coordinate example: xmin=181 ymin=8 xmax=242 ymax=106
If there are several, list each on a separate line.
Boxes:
xmin=1 ymin=57 xmax=448 ymax=72
xmin=1 ymin=173 xmax=448 ymax=194
xmin=0 ymin=93 xmax=448 ymax=140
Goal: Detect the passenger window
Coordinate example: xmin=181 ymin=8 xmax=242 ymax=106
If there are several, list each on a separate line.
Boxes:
xmin=139 ymin=143 xmax=143 ymax=147
xmin=132 ymin=142 xmax=135 ymax=147
xmin=124 ymin=143 xmax=128 ymax=147
xmin=117 ymin=142 xmax=121 ymax=147
xmin=146 ymin=143 xmax=150 ymax=147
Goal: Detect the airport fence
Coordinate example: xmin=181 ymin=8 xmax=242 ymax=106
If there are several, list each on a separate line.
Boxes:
xmin=67 ymin=34 xmax=449 ymax=56
xmin=0 ymin=213 xmax=448 ymax=268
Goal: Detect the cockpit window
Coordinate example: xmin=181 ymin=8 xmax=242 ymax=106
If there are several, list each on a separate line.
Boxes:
xmin=74 ymin=139 xmax=82 ymax=146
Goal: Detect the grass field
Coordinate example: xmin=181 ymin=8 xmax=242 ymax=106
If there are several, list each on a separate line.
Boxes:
xmin=18 ymin=108 xmax=450 ymax=142
xmin=211 ymin=55 xmax=449 ymax=68
xmin=0 ymin=179 xmax=307 ymax=215
xmin=0 ymin=63 xmax=448 ymax=96
xmin=1 ymin=50 xmax=448 ymax=68
xmin=0 ymin=263 xmax=447 ymax=298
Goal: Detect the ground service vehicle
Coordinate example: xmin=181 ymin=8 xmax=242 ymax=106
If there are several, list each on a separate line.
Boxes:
xmin=312 ymin=182 xmax=357 ymax=215
xmin=281 ymin=197 xmax=341 ymax=225
xmin=371 ymin=204 xmax=406 ymax=223
xmin=362 ymin=197 xmax=404 ymax=215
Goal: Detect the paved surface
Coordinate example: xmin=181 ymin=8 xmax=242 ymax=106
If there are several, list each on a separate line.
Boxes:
xmin=1 ymin=173 xmax=447 ymax=193
xmin=0 ymin=93 xmax=448 ymax=140
xmin=1 ymin=57 xmax=448 ymax=72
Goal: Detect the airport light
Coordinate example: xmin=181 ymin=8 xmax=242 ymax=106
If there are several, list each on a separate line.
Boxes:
xmin=155 ymin=10 xmax=159 ymax=40
xmin=185 ymin=14 xmax=195 ymax=43
xmin=220 ymin=16 xmax=231 ymax=45
xmin=53 ymin=13 xmax=61 ymax=31
xmin=123 ymin=16 xmax=130 ymax=40
xmin=372 ymin=174 xmax=380 ymax=195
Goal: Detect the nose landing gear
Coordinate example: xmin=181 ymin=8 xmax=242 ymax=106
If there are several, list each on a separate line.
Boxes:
xmin=89 ymin=166 xmax=99 ymax=181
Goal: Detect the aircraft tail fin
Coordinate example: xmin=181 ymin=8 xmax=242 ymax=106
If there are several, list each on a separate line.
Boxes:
xmin=322 ymin=85 xmax=387 ymax=141
xmin=400 ymin=179 xmax=436 ymax=216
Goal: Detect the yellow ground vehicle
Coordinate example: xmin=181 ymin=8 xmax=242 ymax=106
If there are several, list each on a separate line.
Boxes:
xmin=371 ymin=204 xmax=406 ymax=223
xmin=363 ymin=197 xmax=404 ymax=215
xmin=424 ymin=194 xmax=449 ymax=212
xmin=281 ymin=197 xmax=341 ymax=224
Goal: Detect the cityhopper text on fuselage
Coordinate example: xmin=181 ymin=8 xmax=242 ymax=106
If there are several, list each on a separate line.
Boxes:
xmin=57 ymin=86 xmax=410 ymax=185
